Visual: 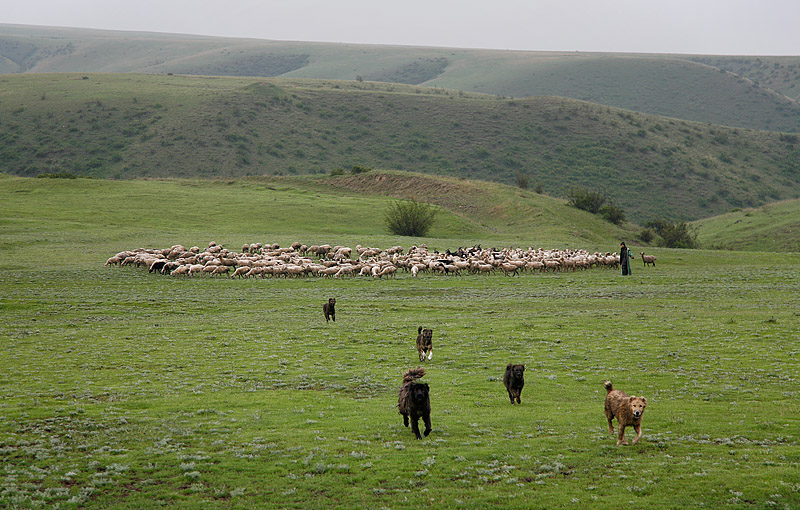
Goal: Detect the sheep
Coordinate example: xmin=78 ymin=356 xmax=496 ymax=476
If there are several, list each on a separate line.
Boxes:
xmin=640 ymin=252 xmax=656 ymax=267
xmin=170 ymin=264 xmax=191 ymax=276
xmin=210 ymin=265 xmax=230 ymax=276
xmin=230 ymin=266 xmax=250 ymax=279
xmin=188 ymin=264 xmax=205 ymax=277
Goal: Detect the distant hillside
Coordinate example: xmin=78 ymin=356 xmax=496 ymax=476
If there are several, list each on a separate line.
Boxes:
xmin=0 ymin=171 xmax=635 ymax=251
xmin=2 ymin=73 xmax=798 ymax=223
xmin=693 ymin=199 xmax=800 ymax=252
xmin=2 ymin=24 xmax=800 ymax=132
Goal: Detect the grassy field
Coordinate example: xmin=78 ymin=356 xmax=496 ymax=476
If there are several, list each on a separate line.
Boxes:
xmin=2 ymin=73 xmax=800 ymax=224
xmin=1 ymin=175 xmax=798 ymax=509
xmin=3 ymin=24 xmax=800 ymax=133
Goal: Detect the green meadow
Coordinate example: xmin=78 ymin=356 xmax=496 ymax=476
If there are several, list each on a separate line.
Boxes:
xmin=1 ymin=175 xmax=799 ymax=509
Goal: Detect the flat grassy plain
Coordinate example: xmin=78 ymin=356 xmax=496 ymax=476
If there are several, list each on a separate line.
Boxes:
xmin=1 ymin=176 xmax=799 ymax=509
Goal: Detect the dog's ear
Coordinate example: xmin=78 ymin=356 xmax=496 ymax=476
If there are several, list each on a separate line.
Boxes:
xmin=521 ymin=365 xmax=525 ymax=371
xmin=641 ymin=397 xmax=647 ymax=405
xmin=629 ymin=396 xmax=636 ymax=403
xmin=506 ymin=363 xmax=513 ymax=370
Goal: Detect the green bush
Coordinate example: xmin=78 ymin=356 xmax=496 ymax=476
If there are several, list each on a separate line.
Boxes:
xmin=351 ymin=165 xmax=371 ymax=174
xmin=515 ymin=173 xmax=530 ymax=190
xmin=645 ymin=218 xmax=698 ymax=249
xmin=566 ymin=185 xmax=605 ymax=214
xmin=384 ymin=199 xmax=437 ymax=237
xmin=329 ymin=168 xmax=345 ymax=176
xmin=37 ymin=172 xmax=77 ymax=179
xmin=600 ymin=202 xmax=626 ymax=225
xmin=639 ymin=228 xmax=655 ymax=243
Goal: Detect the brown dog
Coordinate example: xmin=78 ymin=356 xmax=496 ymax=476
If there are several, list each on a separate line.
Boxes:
xmin=416 ymin=327 xmax=433 ymax=361
xmin=503 ymin=364 xmax=525 ymax=404
xmin=603 ymin=380 xmax=647 ymax=446
xmin=323 ymin=298 xmax=336 ymax=322
xmin=398 ymin=367 xmax=431 ymax=439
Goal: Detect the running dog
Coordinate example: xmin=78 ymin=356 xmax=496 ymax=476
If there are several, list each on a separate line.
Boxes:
xmin=398 ymin=367 xmax=431 ymax=439
xmin=416 ymin=327 xmax=433 ymax=361
xmin=323 ymin=298 xmax=336 ymax=322
xmin=503 ymin=364 xmax=525 ymax=404
xmin=603 ymin=380 xmax=647 ymax=446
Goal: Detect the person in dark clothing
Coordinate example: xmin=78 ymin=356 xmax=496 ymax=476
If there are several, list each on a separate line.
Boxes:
xmin=620 ymin=242 xmax=632 ymax=276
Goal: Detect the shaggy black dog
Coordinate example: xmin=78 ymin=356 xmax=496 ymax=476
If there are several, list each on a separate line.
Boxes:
xmin=398 ymin=367 xmax=431 ymax=439
xmin=323 ymin=298 xmax=336 ymax=322
xmin=416 ymin=327 xmax=433 ymax=361
xmin=503 ymin=363 xmax=525 ymax=404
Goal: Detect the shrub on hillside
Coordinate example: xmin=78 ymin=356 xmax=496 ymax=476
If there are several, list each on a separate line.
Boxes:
xmin=599 ymin=201 xmax=626 ymax=225
xmin=384 ymin=199 xmax=437 ymax=237
xmin=329 ymin=168 xmax=345 ymax=176
xmin=515 ymin=173 xmax=530 ymax=190
xmin=566 ymin=185 xmax=605 ymax=214
xmin=351 ymin=165 xmax=371 ymax=174
xmin=645 ymin=218 xmax=698 ymax=249
xmin=638 ymin=228 xmax=655 ymax=244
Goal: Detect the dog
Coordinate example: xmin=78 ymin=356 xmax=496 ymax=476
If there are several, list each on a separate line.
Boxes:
xmin=323 ymin=298 xmax=336 ymax=323
xmin=603 ymin=380 xmax=647 ymax=446
xmin=416 ymin=327 xmax=433 ymax=361
xmin=398 ymin=367 xmax=431 ymax=439
xmin=503 ymin=364 xmax=525 ymax=404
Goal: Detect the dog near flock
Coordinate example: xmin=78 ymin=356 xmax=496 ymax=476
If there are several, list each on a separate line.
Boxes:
xmin=503 ymin=363 xmax=525 ymax=404
xmin=398 ymin=367 xmax=431 ymax=439
xmin=603 ymin=380 xmax=647 ymax=446
xmin=416 ymin=327 xmax=433 ymax=361
xmin=323 ymin=298 xmax=336 ymax=323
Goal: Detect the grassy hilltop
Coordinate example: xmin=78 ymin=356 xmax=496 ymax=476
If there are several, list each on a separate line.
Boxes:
xmin=2 ymin=24 xmax=800 ymax=132
xmin=2 ymin=73 xmax=799 ymax=224
xmin=1 ymin=174 xmax=798 ymax=509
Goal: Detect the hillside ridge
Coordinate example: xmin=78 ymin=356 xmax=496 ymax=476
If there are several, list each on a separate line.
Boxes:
xmin=2 ymin=24 xmax=800 ymax=132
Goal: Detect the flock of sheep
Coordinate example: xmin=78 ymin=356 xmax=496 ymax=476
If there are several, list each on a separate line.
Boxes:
xmin=104 ymin=241 xmax=631 ymax=278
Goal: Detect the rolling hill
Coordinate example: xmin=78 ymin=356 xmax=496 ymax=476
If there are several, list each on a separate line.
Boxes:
xmin=1 ymin=73 xmax=799 ymax=223
xmin=2 ymin=24 xmax=800 ymax=132
xmin=693 ymin=198 xmax=800 ymax=252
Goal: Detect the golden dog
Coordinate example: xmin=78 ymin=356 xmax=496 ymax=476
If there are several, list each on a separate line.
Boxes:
xmin=603 ymin=380 xmax=647 ymax=446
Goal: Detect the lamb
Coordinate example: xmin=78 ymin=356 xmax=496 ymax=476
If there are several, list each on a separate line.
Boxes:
xmin=640 ymin=252 xmax=656 ymax=267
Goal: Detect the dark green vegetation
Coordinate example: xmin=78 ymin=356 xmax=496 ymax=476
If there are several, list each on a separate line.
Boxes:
xmin=2 ymin=24 xmax=800 ymax=132
xmin=2 ymin=73 xmax=800 ymax=223
xmin=384 ymin=199 xmax=438 ymax=237
xmin=1 ymin=175 xmax=798 ymax=509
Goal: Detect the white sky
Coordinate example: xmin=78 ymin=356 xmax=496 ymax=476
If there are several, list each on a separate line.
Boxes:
xmin=4 ymin=0 xmax=799 ymax=56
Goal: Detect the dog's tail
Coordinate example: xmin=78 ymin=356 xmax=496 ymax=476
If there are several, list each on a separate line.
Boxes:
xmin=418 ymin=326 xmax=422 ymax=334
xmin=603 ymin=380 xmax=613 ymax=393
xmin=403 ymin=367 xmax=426 ymax=383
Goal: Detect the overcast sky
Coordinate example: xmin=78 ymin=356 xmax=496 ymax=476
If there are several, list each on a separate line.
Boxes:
xmin=4 ymin=0 xmax=799 ymax=56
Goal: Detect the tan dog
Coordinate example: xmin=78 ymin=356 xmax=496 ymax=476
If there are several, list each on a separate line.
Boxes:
xmin=416 ymin=327 xmax=433 ymax=362
xmin=603 ymin=380 xmax=647 ymax=446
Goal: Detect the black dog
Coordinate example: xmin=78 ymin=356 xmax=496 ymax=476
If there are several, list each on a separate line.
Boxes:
xmin=323 ymin=298 xmax=336 ymax=322
xmin=503 ymin=363 xmax=525 ymax=404
xmin=398 ymin=367 xmax=431 ymax=439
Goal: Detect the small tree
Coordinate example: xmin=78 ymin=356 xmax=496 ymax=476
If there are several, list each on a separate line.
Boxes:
xmin=384 ymin=199 xmax=437 ymax=237
xmin=566 ymin=185 xmax=606 ymax=214
xmin=533 ymin=181 xmax=544 ymax=194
